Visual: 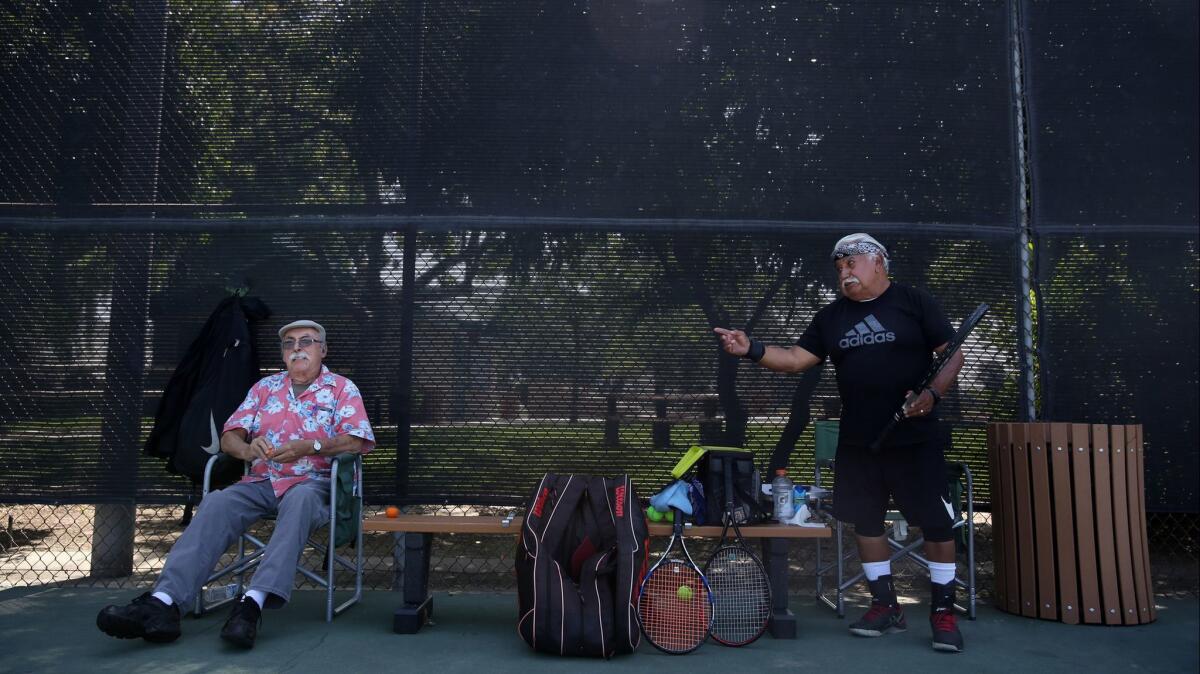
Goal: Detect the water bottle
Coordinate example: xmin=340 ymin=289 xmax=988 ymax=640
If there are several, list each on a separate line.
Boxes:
xmin=793 ymin=485 xmax=808 ymax=510
xmin=771 ymin=469 xmax=795 ymax=523
xmin=203 ymin=582 xmax=239 ymax=604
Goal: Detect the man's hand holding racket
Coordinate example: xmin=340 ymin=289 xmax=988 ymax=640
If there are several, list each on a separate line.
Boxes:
xmin=869 ymin=303 xmax=988 ymax=452
xmin=902 ymin=388 xmax=937 ymax=419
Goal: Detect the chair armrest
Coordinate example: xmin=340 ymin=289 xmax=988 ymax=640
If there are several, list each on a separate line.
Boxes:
xmin=813 ymin=457 xmax=835 ymax=489
xmin=330 ymin=453 xmax=362 ymax=474
xmin=944 ymin=461 xmax=973 ymax=499
xmin=202 ymin=453 xmax=246 ymax=496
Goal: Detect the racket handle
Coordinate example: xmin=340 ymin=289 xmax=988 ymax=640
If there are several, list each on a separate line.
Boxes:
xmin=870 ymin=412 xmax=903 ymax=453
xmin=671 ymin=506 xmax=685 ymax=535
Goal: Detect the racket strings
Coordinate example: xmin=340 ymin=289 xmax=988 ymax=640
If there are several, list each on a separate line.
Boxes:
xmin=638 ymin=560 xmax=712 ymax=653
xmin=706 ymin=546 xmax=771 ymax=645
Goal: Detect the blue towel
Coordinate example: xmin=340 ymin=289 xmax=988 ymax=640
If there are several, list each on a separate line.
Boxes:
xmin=649 ymin=480 xmax=693 ymax=515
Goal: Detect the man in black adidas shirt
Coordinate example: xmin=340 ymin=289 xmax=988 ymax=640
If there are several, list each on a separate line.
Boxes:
xmin=715 ymin=233 xmax=966 ymax=653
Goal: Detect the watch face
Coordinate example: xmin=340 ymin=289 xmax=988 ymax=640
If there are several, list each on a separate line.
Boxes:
xmin=313 ymin=440 xmax=322 ymax=453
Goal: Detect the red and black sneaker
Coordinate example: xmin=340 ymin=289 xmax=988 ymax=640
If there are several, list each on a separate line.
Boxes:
xmin=849 ymin=602 xmax=908 ymax=637
xmin=849 ymin=574 xmax=906 ymax=637
xmin=930 ymin=609 xmax=964 ymax=652
xmin=930 ymin=581 xmax=964 ymax=653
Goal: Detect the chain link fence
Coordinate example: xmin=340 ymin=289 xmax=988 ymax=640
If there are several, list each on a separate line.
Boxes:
xmin=1 ymin=0 xmax=1196 ymax=604
xmin=4 ymin=503 xmax=1196 ymax=599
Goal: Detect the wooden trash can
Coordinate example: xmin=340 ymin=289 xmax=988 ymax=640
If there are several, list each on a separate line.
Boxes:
xmin=987 ymin=423 xmax=1155 ymax=625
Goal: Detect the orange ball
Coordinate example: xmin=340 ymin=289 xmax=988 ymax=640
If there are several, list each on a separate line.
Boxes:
xmin=385 ymin=506 xmax=400 ymax=518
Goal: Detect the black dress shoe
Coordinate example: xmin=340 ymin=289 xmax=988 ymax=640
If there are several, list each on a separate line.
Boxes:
xmin=220 ymin=595 xmax=262 ymax=649
xmin=97 ymin=592 xmax=182 ymax=643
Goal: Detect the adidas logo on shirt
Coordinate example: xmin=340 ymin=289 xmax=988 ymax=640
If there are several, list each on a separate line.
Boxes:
xmin=839 ymin=314 xmax=896 ymax=349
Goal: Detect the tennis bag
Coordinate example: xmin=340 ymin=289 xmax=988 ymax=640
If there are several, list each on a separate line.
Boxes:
xmin=517 ymin=473 xmax=649 ymax=658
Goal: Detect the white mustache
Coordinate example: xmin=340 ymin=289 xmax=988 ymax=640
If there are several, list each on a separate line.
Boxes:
xmin=841 ymin=276 xmax=861 ymax=287
xmin=289 ymin=352 xmax=310 ymax=362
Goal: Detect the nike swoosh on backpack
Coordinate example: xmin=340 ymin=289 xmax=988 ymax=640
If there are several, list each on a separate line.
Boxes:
xmin=200 ymin=412 xmax=220 ymax=454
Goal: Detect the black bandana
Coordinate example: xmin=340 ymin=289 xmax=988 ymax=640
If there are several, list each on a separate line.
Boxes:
xmin=832 ymin=241 xmax=885 ymax=260
xmin=831 ymin=233 xmax=889 ymax=262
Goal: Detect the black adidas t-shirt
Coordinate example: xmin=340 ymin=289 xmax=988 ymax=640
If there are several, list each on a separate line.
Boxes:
xmin=796 ymin=282 xmax=954 ymax=448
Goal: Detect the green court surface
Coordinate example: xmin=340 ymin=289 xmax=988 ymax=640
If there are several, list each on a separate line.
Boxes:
xmin=1 ymin=588 xmax=1195 ymax=674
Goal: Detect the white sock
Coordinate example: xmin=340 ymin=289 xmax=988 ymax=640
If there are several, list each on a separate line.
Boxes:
xmin=930 ymin=561 xmax=956 ymax=585
xmin=862 ymin=560 xmax=891 ymax=582
xmin=246 ymin=589 xmax=268 ymax=609
xmin=151 ymin=591 xmax=174 ymax=606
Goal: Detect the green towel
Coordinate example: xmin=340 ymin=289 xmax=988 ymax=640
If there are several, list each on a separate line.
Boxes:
xmin=333 ymin=456 xmax=360 ymax=548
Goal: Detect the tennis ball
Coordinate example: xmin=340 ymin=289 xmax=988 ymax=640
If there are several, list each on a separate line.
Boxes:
xmin=646 ymin=506 xmax=663 ymax=522
xmin=664 ymin=510 xmax=674 ymax=522
xmin=677 ymin=585 xmax=693 ymax=601
xmin=385 ymin=506 xmax=400 ymax=518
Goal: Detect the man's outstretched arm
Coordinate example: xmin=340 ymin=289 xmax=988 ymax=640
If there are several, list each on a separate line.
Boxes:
xmin=713 ymin=327 xmax=823 ymax=374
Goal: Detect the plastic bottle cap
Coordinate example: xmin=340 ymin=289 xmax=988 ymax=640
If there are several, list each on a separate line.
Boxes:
xmin=775 ymin=469 xmax=787 ymax=476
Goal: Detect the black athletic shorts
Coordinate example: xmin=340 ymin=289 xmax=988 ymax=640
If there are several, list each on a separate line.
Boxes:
xmin=831 ymin=439 xmax=955 ymax=533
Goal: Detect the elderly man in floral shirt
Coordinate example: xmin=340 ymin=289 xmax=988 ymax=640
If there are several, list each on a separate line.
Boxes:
xmin=98 ymin=319 xmax=375 ymax=649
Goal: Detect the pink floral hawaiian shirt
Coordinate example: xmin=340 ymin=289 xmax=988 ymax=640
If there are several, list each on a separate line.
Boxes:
xmin=223 ymin=365 xmax=375 ymax=498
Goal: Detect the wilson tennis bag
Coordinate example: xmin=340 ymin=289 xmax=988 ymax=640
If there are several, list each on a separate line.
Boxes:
xmin=517 ymin=473 xmax=649 ymax=658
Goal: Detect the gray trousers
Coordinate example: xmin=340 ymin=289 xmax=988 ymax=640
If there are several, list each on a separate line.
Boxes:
xmin=155 ymin=478 xmax=330 ymax=609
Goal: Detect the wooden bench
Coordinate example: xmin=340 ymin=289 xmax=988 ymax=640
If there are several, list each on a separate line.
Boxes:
xmin=603 ymin=392 xmax=723 ymax=448
xmin=364 ymin=514 xmax=830 ymax=639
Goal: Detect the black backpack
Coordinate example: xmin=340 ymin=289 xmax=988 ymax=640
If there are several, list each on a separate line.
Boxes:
xmin=517 ymin=473 xmax=649 ymax=658
xmin=698 ymin=448 xmax=769 ymax=525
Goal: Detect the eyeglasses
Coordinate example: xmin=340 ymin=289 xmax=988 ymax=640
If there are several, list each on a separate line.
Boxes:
xmin=281 ymin=337 xmax=323 ymax=350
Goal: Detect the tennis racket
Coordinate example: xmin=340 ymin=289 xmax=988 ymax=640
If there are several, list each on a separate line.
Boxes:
xmin=703 ymin=466 xmax=771 ymax=646
xmin=870 ymin=303 xmax=989 ymax=452
xmin=637 ymin=507 xmax=714 ymax=655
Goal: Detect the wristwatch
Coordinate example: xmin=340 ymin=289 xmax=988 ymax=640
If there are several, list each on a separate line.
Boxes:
xmin=312 ymin=439 xmax=323 ymax=455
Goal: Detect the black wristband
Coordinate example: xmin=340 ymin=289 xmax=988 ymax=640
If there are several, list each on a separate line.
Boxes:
xmin=745 ymin=339 xmax=766 ymax=363
xmin=926 ymin=387 xmax=942 ymax=405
